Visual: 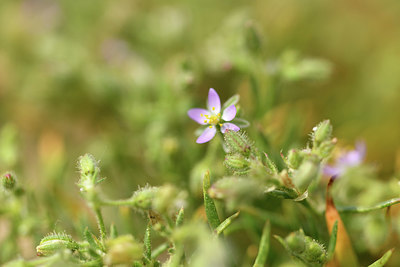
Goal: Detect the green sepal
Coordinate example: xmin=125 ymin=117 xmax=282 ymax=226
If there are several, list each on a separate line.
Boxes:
xmin=203 ymin=171 xmax=221 ymax=230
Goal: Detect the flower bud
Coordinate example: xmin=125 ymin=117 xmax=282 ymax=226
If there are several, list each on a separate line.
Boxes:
xmin=278 ymin=229 xmax=327 ymax=266
xmin=104 ymin=235 xmax=143 ymax=265
xmin=78 ymin=154 xmax=98 ymax=177
xmin=224 ymin=130 xmax=253 ymax=157
xmin=77 ymin=154 xmax=104 ymax=192
xmin=313 ymin=120 xmax=332 ymax=144
xmin=36 ymin=232 xmax=79 ymax=257
xmin=315 ymin=139 xmax=336 ymax=159
xmin=304 ymin=236 xmax=327 ymax=264
xmin=1 ymin=172 xmax=16 ymax=190
xmin=130 ymin=186 xmax=158 ymax=210
xmin=224 ymin=154 xmax=250 ymax=174
xmin=285 ymin=231 xmax=306 ymax=254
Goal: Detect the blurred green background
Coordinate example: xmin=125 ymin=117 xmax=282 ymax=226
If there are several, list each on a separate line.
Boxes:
xmin=1 ymin=0 xmax=400 ymax=263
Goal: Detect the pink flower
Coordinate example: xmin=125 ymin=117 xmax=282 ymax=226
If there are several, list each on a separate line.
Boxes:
xmin=188 ymin=88 xmax=240 ymax=143
xmin=324 ymin=141 xmax=366 ymax=178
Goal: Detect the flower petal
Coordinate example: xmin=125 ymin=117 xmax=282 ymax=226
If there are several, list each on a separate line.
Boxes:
xmin=220 ymin=123 xmax=240 ymax=133
xmin=188 ymin=108 xmax=211 ymax=125
xmin=207 ymin=88 xmax=221 ymax=113
xmin=222 ymin=104 xmax=236 ymax=121
xmin=196 ymin=126 xmax=217 ymax=143
xmin=323 ymin=165 xmax=341 ymax=177
xmin=338 ymin=143 xmax=365 ymax=167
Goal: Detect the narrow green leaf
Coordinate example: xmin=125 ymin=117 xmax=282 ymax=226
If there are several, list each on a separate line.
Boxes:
xmin=144 ymin=223 xmax=152 ymax=260
xmin=253 ymin=221 xmax=270 ymax=267
xmin=264 ymin=153 xmax=278 ymax=174
xmin=368 ymin=249 xmax=394 ymax=267
xmin=327 ymin=220 xmax=338 ymax=261
xmin=222 ymin=94 xmax=240 ymax=110
xmin=215 ymin=211 xmax=240 ymax=235
xmin=84 ymin=228 xmax=99 ymax=250
xmin=151 ymin=243 xmax=170 ymax=260
xmin=175 ymin=207 xmax=184 ymax=227
xmin=231 ymin=118 xmax=250 ymax=128
xmin=110 ymin=223 xmax=118 ymax=239
xmin=203 ymin=171 xmax=220 ymax=230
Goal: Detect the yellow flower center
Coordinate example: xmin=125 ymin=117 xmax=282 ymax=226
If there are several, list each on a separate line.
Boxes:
xmin=201 ymin=110 xmax=221 ymax=126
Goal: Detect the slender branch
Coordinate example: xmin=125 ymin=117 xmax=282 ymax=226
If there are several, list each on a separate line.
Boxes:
xmin=337 ymin=198 xmax=400 ymax=213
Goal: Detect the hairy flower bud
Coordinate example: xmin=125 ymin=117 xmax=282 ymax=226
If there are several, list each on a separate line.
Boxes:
xmin=36 ymin=232 xmax=79 ymax=257
xmin=79 ymin=154 xmax=98 ymax=177
xmin=224 ymin=130 xmax=253 ymax=157
xmin=304 ymin=236 xmax=327 ymax=264
xmin=1 ymin=172 xmax=16 ymax=190
xmin=277 ymin=229 xmax=327 ymax=266
xmin=313 ymin=120 xmax=332 ymax=144
xmin=130 ymin=186 xmax=159 ymax=210
xmin=315 ymin=139 xmax=336 ymax=159
xmin=77 ymin=154 xmax=104 ymax=192
xmin=224 ymin=154 xmax=250 ymax=174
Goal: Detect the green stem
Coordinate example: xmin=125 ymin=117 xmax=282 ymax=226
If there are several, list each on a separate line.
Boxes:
xmin=99 ymin=198 xmax=133 ymax=207
xmin=300 ymin=198 xmax=322 ymax=217
xmin=327 ymin=220 xmax=338 ymax=261
xmin=337 ymin=198 xmax=400 ymax=213
xmin=215 ymin=211 xmax=240 ymax=235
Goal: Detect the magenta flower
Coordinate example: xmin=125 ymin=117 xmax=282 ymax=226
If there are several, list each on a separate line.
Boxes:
xmin=188 ymin=88 xmax=240 ymax=143
xmin=324 ymin=141 xmax=366 ymax=178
